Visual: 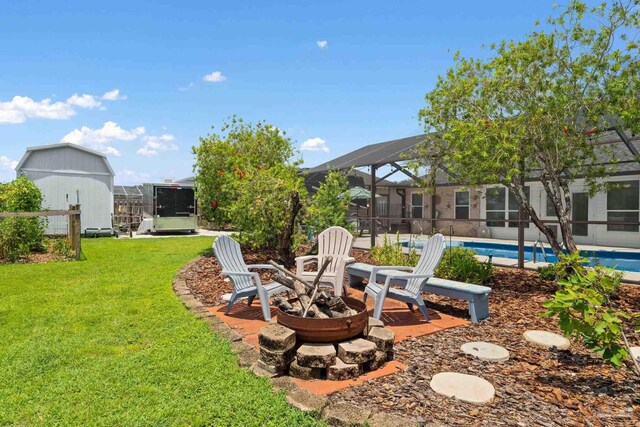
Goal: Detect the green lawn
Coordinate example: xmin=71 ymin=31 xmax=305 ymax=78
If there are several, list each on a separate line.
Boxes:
xmin=0 ymin=237 xmax=321 ymax=426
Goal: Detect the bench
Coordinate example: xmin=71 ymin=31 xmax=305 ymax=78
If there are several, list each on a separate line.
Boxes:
xmin=346 ymin=262 xmax=491 ymax=323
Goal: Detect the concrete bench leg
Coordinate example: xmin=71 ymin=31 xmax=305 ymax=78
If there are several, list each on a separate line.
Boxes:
xmin=469 ymin=294 xmax=489 ymax=323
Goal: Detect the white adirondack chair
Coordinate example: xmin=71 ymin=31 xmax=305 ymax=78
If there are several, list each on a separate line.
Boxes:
xmin=213 ymin=234 xmax=288 ymax=321
xmin=363 ymin=233 xmax=446 ymax=321
xmin=295 ymin=226 xmax=354 ymax=296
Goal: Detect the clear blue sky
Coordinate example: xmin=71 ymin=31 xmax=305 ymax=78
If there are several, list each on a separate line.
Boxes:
xmin=0 ymin=0 xmax=583 ymax=184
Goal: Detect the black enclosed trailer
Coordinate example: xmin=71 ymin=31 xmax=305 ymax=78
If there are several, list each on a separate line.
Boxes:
xmin=139 ymin=183 xmax=198 ymax=233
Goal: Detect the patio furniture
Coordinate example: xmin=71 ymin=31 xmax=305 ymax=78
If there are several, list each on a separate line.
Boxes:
xmin=295 ymin=226 xmax=354 ymax=297
xmin=347 ymin=260 xmax=492 ymax=323
xmin=361 ymin=234 xmax=446 ymax=321
xmin=213 ymin=234 xmax=288 ymax=321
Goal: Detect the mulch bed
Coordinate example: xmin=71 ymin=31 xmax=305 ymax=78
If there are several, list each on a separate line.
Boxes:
xmin=184 ymin=249 xmax=640 ymax=427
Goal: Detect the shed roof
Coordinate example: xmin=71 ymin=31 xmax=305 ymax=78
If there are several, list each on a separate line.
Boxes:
xmin=15 ymin=143 xmax=115 ymax=176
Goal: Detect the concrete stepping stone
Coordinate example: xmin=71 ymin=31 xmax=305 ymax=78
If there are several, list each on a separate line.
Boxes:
xmin=430 ymin=372 xmax=495 ymax=404
xmin=630 ymin=346 xmax=640 ymax=362
xmin=523 ymin=330 xmax=570 ymax=350
xmin=461 ymin=341 xmax=510 ymax=362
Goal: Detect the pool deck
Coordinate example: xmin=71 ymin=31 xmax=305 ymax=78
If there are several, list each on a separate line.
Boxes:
xmin=354 ymin=234 xmax=640 ymax=284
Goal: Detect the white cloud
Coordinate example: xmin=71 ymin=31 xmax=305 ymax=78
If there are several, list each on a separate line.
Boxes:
xmin=301 ymin=137 xmax=329 ymax=153
xmin=115 ymin=169 xmax=152 ymax=185
xmin=0 ymin=96 xmax=76 ymax=124
xmin=61 ymin=121 xmax=177 ymax=158
xmin=61 ymin=121 xmax=146 ymax=156
xmin=179 ymin=83 xmax=194 ymax=91
xmin=137 ymin=134 xmax=178 ymax=156
xmin=1 ymin=89 xmax=125 ymax=125
xmin=101 ymin=89 xmax=127 ymax=101
xmin=66 ymin=93 xmax=101 ymax=109
xmin=316 ymin=40 xmax=328 ymax=49
xmin=203 ymin=71 xmax=226 ymax=82
xmin=0 ymin=155 xmax=18 ymax=182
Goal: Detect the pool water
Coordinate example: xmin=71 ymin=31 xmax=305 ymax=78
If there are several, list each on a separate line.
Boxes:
xmin=402 ymin=239 xmax=640 ymax=272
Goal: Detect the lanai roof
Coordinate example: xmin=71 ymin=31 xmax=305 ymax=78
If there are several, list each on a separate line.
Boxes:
xmin=307 ymin=130 xmax=640 ymax=180
xmin=306 ymin=134 xmax=427 ymax=173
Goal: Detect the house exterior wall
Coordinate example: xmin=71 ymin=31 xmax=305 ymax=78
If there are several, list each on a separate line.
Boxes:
xmin=400 ymin=174 xmax=639 ymax=249
xmin=17 ymin=147 xmax=114 ymax=233
xmin=413 ymin=186 xmax=482 ymax=236
xmin=478 ymin=174 xmax=640 ymax=248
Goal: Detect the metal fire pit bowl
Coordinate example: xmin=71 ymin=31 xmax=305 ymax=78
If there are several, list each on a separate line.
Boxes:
xmin=276 ymin=297 xmax=368 ymax=343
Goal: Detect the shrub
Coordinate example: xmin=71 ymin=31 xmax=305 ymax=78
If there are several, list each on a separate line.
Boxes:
xmin=50 ymin=238 xmax=74 ymax=260
xmin=305 ymin=169 xmax=352 ymax=236
xmin=370 ymin=233 xmax=420 ymax=266
xmin=193 ymin=117 xmax=306 ymax=265
xmin=537 ymin=264 xmax=560 ymax=281
xmin=435 ymin=247 xmax=493 ymax=284
xmin=543 ymin=252 xmax=639 ymax=372
xmin=0 ymin=176 xmax=46 ymax=262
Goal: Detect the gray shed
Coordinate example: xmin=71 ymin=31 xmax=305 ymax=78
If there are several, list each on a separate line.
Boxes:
xmin=15 ymin=143 xmax=114 ymax=234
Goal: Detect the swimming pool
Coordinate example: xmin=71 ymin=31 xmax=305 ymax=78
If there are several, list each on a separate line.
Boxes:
xmin=402 ymin=239 xmax=640 ymax=272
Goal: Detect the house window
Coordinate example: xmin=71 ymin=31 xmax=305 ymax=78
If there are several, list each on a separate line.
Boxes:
xmin=486 ymin=187 xmax=506 ymax=227
xmin=546 ymin=195 xmax=557 ymax=217
xmin=607 ymin=180 xmax=639 ymax=232
xmin=411 ymin=193 xmax=423 ymax=219
xmin=486 ymin=186 xmax=529 ymax=227
xmin=455 ymin=191 xmax=470 ymax=219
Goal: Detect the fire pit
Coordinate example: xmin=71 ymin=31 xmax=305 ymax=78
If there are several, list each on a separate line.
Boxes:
xmin=253 ymin=259 xmax=395 ymax=381
xmin=276 ymin=297 xmax=368 ymax=343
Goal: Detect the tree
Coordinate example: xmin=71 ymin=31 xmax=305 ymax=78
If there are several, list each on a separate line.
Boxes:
xmin=415 ymin=1 xmax=640 ymax=255
xmin=192 ymin=116 xmax=306 ymax=265
xmin=305 ymin=169 xmax=351 ymax=236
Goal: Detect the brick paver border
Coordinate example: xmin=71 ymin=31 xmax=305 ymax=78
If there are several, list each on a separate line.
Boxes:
xmin=172 ymin=256 xmax=420 ymax=427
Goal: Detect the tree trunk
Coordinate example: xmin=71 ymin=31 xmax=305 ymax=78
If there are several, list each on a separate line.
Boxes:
xmin=278 ymin=190 xmax=303 ymax=267
xmin=558 ymin=180 xmax=578 ymax=253
xmin=508 ymin=182 xmax=564 ymax=256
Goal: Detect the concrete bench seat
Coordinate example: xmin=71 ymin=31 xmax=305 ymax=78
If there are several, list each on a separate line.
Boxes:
xmin=347 ymin=262 xmax=491 ymax=323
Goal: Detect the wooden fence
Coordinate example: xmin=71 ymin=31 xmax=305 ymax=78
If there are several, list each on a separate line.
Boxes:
xmin=0 ymin=204 xmax=82 ymax=260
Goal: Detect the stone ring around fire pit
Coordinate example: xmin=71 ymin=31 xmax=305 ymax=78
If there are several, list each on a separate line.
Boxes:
xmin=257 ymin=313 xmax=395 ymax=381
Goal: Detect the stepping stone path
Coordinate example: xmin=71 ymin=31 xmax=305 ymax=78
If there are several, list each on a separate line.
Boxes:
xmin=523 ymin=330 xmax=570 ymax=350
xmin=631 ymin=346 xmax=640 ymax=362
xmin=430 ymin=372 xmax=495 ymax=404
xmin=461 ymin=341 xmax=510 ymax=362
